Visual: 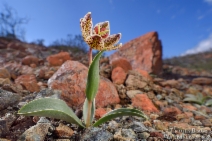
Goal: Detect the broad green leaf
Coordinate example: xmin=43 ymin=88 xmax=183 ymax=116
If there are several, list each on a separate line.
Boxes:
xmin=183 ymin=94 xmax=197 ymax=102
xmin=183 ymin=97 xmax=203 ymax=105
xmin=192 ymin=110 xmax=209 ymax=118
xmin=197 ymin=93 xmax=203 ymax=99
xmin=86 ymin=51 xmax=104 ymax=101
xmin=18 ymin=98 xmax=85 ymax=128
xmin=205 ymin=99 xmax=212 ymax=106
xmin=197 ymin=93 xmax=205 ymax=103
xmin=93 ymin=108 xmax=148 ymax=127
xmin=184 ymin=94 xmax=196 ymax=98
xmin=183 ymin=93 xmax=206 ymax=105
xmin=83 ymin=98 xmax=95 ymax=125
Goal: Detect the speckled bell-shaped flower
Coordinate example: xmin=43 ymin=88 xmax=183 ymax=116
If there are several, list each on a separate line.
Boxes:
xmin=80 ymin=12 xmax=122 ymax=51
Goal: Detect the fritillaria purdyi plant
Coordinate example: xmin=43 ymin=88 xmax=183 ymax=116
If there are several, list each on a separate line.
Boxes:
xmin=18 ymin=12 xmax=148 ymax=128
xmin=80 ymin=12 xmax=122 ymax=65
xmin=80 ymin=12 xmax=122 ymax=52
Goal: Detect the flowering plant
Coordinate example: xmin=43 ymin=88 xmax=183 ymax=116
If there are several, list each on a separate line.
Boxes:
xmin=18 ymin=12 xmax=148 ymax=128
xmin=80 ymin=12 xmax=122 ymax=52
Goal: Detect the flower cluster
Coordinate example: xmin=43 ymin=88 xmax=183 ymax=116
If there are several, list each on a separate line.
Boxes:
xmin=80 ymin=12 xmax=122 ymax=51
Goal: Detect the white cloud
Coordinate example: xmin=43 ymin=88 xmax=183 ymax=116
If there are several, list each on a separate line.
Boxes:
xmin=181 ymin=34 xmax=212 ymax=56
xmin=197 ymin=15 xmax=204 ymax=20
xmin=204 ymin=0 xmax=212 ymax=5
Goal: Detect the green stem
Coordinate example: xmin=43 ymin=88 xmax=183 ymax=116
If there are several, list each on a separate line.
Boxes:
xmin=86 ymin=47 xmax=93 ymax=128
xmin=86 ymin=100 xmax=92 ymax=127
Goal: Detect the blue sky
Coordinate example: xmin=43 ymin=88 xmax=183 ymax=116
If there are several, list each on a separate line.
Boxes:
xmin=0 ymin=0 xmax=212 ymax=58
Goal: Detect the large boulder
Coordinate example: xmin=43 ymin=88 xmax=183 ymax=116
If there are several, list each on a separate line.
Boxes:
xmin=48 ymin=60 xmax=120 ymax=109
xmin=110 ymin=31 xmax=162 ymax=75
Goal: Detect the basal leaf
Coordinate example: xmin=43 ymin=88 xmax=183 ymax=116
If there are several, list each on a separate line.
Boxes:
xmin=86 ymin=51 xmax=104 ymax=101
xmin=184 ymin=94 xmax=196 ymax=98
xmin=18 ymin=98 xmax=85 ymax=128
xmin=197 ymin=93 xmax=205 ymax=103
xmin=183 ymin=97 xmax=203 ymax=105
xmin=205 ymin=99 xmax=212 ymax=106
xmin=83 ymin=98 xmax=95 ymax=125
xmin=183 ymin=93 xmax=207 ymax=105
xmin=93 ymin=108 xmax=148 ymax=127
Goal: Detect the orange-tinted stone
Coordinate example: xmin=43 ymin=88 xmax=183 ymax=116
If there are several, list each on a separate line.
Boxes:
xmin=22 ymin=55 xmax=39 ymax=66
xmin=163 ymin=107 xmax=182 ymax=115
xmin=47 ymin=52 xmax=71 ymax=66
xmin=95 ymin=108 xmax=107 ymax=119
xmin=111 ymin=58 xmax=132 ymax=72
xmin=131 ymin=94 xmax=159 ymax=113
xmin=111 ymin=67 xmax=127 ymax=84
xmin=15 ymin=74 xmax=40 ymax=92
xmin=0 ymin=68 xmax=10 ymax=79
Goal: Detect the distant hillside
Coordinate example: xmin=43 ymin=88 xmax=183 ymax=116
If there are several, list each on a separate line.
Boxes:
xmin=163 ymin=50 xmax=212 ymax=72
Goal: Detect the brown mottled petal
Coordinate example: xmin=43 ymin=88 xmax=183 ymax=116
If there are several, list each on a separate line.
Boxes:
xmin=85 ymin=35 xmax=105 ymax=50
xmin=105 ymin=43 xmax=122 ymax=51
xmin=104 ymin=33 xmax=121 ymax=47
xmin=100 ymin=21 xmax=110 ymax=29
xmin=80 ymin=12 xmax=93 ymax=40
xmin=93 ymin=21 xmax=110 ymax=38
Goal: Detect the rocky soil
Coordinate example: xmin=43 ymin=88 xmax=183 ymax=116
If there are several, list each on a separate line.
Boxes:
xmin=1 ymin=33 xmax=212 ymax=141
